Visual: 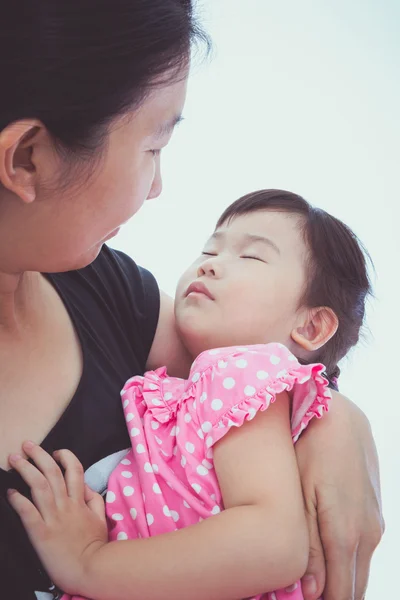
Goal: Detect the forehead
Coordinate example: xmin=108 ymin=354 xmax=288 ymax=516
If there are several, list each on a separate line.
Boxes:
xmin=218 ymin=210 xmax=306 ymax=251
xmin=133 ymin=75 xmax=188 ymax=139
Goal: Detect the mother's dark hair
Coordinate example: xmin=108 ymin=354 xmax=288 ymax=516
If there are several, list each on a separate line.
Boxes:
xmin=0 ymin=0 xmax=209 ymax=154
xmin=217 ymin=190 xmax=372 ymax=383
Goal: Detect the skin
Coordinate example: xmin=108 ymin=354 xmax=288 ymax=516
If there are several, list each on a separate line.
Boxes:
xmin=175 ymin=210 xmax=338 ymax=359
xmin=0 ymin=69 xmax=384 ymax=600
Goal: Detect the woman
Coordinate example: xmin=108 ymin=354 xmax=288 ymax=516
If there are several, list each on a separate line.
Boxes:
xmin=0 ymin=2 xmax=383 ymax=600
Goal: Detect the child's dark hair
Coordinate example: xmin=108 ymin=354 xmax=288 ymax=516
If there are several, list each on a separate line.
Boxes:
xmin=0 ymin=0 xmax=209 ymax=155
xmin=216 ymin=189 xmax=372 ymax=384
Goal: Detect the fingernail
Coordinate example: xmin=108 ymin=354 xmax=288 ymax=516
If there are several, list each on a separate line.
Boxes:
xmin=23 ymin=441 xmax=35 ymax=450
xmin=9 ymin=454 xmax=22 ymax=463
xmin=302 ymin=575 xmax=317 ymax=595
xmin=7 ymin=488 xmax=17 ymax=496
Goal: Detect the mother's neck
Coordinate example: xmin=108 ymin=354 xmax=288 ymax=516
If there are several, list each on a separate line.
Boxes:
xmin=0 ymin=269 xmax=43 ymax=333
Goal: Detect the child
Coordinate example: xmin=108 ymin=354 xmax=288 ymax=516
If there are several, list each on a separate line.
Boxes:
xmin=8 ymin=190 xmax=371 ymax=600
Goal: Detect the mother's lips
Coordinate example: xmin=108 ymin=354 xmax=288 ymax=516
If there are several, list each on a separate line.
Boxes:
xmin=185 ymin=281 xmax=215 ymax=300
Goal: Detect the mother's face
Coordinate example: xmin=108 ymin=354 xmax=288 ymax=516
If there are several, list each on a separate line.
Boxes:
xmin=0 ymin=75 xmax=188 ymax=273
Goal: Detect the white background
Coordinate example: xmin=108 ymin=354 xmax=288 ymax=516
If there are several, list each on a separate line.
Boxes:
xmin=112 ymin=1 xmax=400 ymax=596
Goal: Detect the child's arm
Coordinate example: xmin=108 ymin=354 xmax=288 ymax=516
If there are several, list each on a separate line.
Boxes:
xmin=8 ymin=393 xmax=308 ymax=600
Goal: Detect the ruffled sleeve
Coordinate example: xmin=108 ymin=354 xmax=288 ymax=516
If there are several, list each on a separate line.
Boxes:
xmin=185 ymin=343 xmax=331 ymax=447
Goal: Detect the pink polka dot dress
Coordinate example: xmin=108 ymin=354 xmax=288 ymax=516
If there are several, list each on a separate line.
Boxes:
xmin=71 ymin=343 xmax=331 ymax=600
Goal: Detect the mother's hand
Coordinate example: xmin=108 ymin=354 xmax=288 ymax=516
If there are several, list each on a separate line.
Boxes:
xmin=295 ymin=391 xmax=384 ymax=600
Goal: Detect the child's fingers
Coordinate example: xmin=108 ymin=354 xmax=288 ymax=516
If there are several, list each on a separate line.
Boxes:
xmin=53 ymin=449 xmax=85 ymax=503
xmin=9 ymin=452 xmax=59 ymax=520
xmin=84 ymin=485 xmax=106 ymax=522
xmin=7 ymin=489 xmax=46 ymax=540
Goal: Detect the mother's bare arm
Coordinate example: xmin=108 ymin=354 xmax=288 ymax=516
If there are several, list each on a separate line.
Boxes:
xmin=146 ymin=291 xmax=192 ymax=378
xmin=296 ymin=391 xmax=384 ymax=600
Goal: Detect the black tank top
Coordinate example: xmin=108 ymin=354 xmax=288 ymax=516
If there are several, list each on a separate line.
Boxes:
xmin=0 ymin=245 xmax=160 ymax=599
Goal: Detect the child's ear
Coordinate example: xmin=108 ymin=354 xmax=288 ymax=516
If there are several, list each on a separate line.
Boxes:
xmin=291 ymin=307 xmax=338 ymax=351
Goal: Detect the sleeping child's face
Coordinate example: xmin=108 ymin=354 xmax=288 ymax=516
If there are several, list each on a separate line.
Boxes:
xmin=175 ymin=210 xmax=313 ymax=358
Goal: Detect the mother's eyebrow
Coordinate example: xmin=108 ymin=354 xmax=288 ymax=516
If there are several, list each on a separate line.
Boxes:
xmin=153 ymin=114 xmax=184 ymax=139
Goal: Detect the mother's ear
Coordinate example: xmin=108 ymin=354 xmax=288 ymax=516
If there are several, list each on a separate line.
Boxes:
xmin=0 ymin=120 xmax=45 ymax=203
xmin=291 ymin=306 xmax=338 ymax=351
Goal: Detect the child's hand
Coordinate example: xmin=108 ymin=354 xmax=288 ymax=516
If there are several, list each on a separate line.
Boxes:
xmin=8 ymin=442 xmax=108 ymax=595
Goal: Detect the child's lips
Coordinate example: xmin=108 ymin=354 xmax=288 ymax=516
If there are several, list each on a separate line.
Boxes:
xmin=185 ymin=281 xmax=215 ymax=300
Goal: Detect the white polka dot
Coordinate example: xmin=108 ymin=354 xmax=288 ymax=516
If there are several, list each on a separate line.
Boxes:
xmin=144 ymin=462 xmax=153 ymax=473
xmin=170 ymin=426 xmax=180 ymax=436
xmin=184 ymin=413 xmax=192 ymax=423
xmin=277 ymin=369 xmax=288 ymax=378
xmin=130 ymin=508 xmax=137 ymax=520
xmin=205 ymin=435 xmax=213 ymax=448
xmin=112 ymin=513 xmax=124 ymax=521
xmin=197 ymin=465 xmax=209 ymax=476
xmin=211 ymin=505 xmax=220 ymax=515
xmin=151 ymin=421 xmax=160 ymax=430
xmin=136 ymin=444 xmax=145 ymax=454
xmin=197 ymin=428 xmax=204 ymax=439
xmin=202 ymin=459 xmax=213 ymax=469
xmin=123 ymin=399 xmax=129 ymax=409
xmin=191 ymin=483 xmax=202 ymax=494
xmin=192 ymin=401 xmax=196 ymax=411
xmin=181 ymin=455 xmax=187 ymax=467
xmin=172 ymin=446 xmax=178 ymax=456
xmin=236 ymin=359 xmax=248 ymax=368
xmin=163 ymin=505 xmax=171 ymax=517
xmin=209 ymin=349 xmax=220 ymax=355
xmin=121 ymin=458 xmax=131 ymax=465
xmin=248 ymin=407 xmax=257 ymax=420
xmin=183 ymin=500 xmax=191 ymax=508
xmin=130 ymin=427 xmax=140 ymax=437
xmin=142 ymin=492 xmax=145 ymax=501
xmin=206 ymin=448 xmax=213 ymax=459
xmin=200 ymin=392 xmax=207 ymax=403
xmin=164 ymin=392 xmax=173 ymax=401
xmin=166 ymin=481 xmax=173 ymax=489
xmin=185 ymin=442 xmax=195 ymax=453
xmin=152 ymin=464 xmax=159 ymax=473
xmin=288 ymin=353 xmax=297 ymax=361
xmin=171 ymin=510 xmax=180 ymax=522
xmin=285 ymin=583 xmax=298 ymax=592
xmin=210 ymin=493 xmax=216 ymax=500
xmin=155 ymin=436 xmax=162 ymax=445
xmin=106 ymin=491 xmax=116 ymax=503
xmin=244 ymin=385 xmax=256 ymax=396
xmin=218 ymin=360 xmax=228 ymax=369
xmin=236 ymin=347 xmax=248 ymax=352
xmin=121 ymin=471 xmax=132 ymax=479
xmin=211 ymin=398 xmax=223 ymax=411
xmin=152 ymin=398 xmax=162 ymax=406
xmin=146 ymin=513 xmax=154 ymax=526
xmin=201 ymin=421 xmax=212 ymax=433
xmin=192 ymin=372 xmax=200 ymax=383
xmin=123 ymin=486 xmax=134 ymax=497
xmin=257 ymin=370 xmax=269 ymax=380
xmin=227 ymin=419 xmax=235 ymax=427
xmin=223 ymin=377 xmax=236 ymax=390
xmin=126 ymin=413 xmax=134 ymax=422
xmin=270 ymin=593 xmax=277 ymax=600
xmin=152 ymin=483 xmax=161 ymax=494
xmin=270 ymin=355 xmax=281 ymax=365
xmin=117 ymin=531 xmax=128 ymax=540
xmin=149 ymin=383 xmax=157 ymax=390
